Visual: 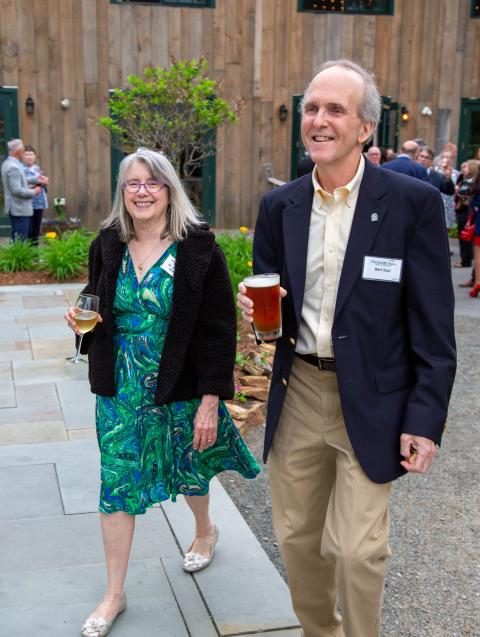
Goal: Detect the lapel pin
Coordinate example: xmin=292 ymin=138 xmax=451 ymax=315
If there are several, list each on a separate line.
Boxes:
xmin=370 ymin=213 xmax=379 ymax=222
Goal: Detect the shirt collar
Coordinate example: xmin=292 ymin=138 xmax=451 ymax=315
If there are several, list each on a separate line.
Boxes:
xmin=312 ymin=155 xmax=365 ymax=207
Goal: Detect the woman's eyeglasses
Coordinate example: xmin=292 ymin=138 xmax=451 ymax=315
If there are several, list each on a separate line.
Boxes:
xmin=123 ymin=180 xmax=166 ymax=194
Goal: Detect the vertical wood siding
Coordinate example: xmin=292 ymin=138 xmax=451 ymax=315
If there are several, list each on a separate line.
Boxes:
xmin=0 ymin=0 xmax=479 ymax=228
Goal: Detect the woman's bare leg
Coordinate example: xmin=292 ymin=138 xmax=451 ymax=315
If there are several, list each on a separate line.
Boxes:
xmin=184 ymin=493 xmax=215 ymax=552
xmin=86 ymin=512 xmax=135 ymax=622
xmin=473 ymin=244 xmax=480 ymax=286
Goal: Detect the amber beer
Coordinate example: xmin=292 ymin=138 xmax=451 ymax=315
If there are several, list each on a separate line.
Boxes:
xmin=243 ymin=273 xmax=282 ymax=341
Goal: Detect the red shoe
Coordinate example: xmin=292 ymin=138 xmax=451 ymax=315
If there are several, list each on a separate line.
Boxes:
xmin=469 ymin=284 xmax=480 ymax=298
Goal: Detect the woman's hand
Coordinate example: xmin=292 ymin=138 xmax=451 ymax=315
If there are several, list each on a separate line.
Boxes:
xmin=193 ymin=394 xmax=219 ymax=453
xmin=64 ymin=306 xmax=102 ymax=336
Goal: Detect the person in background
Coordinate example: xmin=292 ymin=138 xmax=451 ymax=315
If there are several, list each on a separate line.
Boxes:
xmin=383 ymin=147 xmax=396 ymax=162
xmin=65 ymin=147 xmax=259 ymax=637
xmin=365 ymin=145 xmax=381 ymax=165
xmin=23 ymin=145 xmax=49 ymax=245
xmin=382 ymin=140 xmax=428 ymax=180
xmin=417 ymin=146 xmax=455 ymax=195
xmin=467 ymin=169 xmax=480 ymax=298
xmin=455 ymin=160 xmax=479 ymax=272
xmin=0 ymin=139 xmax=40 ymax=241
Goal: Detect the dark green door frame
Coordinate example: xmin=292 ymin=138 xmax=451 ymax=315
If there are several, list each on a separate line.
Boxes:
xmin=0 ymin=87 xmax=20 ymax=236
xmin=377 ymin=96 xmax=399 ymax=151
xmin=290 ymin=94 xmax=306 ymax=181
xmin=458 ymin=98 xmax=480 ymax=166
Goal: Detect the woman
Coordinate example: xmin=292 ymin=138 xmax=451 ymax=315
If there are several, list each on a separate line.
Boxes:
xmin=65 ymin=148 xmax=260 ymax=637
xmin=455 ymin=159 xmax=479 ymax=270
xmin=22 ymin=145 xmax=48 ymax=245
xmin=468 ymin=169 xmax=480 ymax=297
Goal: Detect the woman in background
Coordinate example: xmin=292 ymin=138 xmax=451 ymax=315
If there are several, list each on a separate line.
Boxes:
xmin=23 ymin=145 xmax=48 ymax=245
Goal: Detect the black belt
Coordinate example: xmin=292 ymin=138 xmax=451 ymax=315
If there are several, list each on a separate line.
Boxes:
xmin=296 ymin=353 xmax=336 ymax=372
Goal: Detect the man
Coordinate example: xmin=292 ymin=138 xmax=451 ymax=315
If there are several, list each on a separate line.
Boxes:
xmin=383 ymin=139 xmax=428 ymax=180
xmin=365 ymin=145 xmax=381 ymax=165
xmin=365 ymin=145 xmax=381 ymax=164
xmin=1 ymin=139 xmax=40 ymax=241
xmin=417 ymin=146 xmax=455 ymax=195
xmin=238 ymin=60 xmax=456 ymax=637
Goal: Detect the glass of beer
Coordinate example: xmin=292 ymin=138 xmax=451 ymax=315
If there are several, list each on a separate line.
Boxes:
xmin=243 ymin=273 xmax=282 ymax=341
xmin=67 ymin=293 xmax=100 ymax=364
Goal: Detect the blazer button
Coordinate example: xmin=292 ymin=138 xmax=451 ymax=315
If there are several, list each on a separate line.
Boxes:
xmin=289 ymin=337 xmax=296 ymax=346
xmin=282 ymin=378 xmax=288 ymax=386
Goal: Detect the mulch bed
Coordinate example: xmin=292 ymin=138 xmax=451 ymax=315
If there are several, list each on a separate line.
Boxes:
xmin=0 ymin=271 xmax=88 ymax=286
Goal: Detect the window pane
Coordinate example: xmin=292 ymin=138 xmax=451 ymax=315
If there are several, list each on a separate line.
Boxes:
xmin=472 ymin=1 xmax=480 ymax=18
xmin=300 ymin=0 xmax=392 ymax=14
xmin=111 ymin=0 xmax=213 ymax=5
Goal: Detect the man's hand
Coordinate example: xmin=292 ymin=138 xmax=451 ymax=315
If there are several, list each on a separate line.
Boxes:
xmin=400 ymin=433 xmax=436 ymax=474
xmin=237 ymin=282 xmax=287 ymax=323
xmin=32 ymin=185 xmax=42 ymax=196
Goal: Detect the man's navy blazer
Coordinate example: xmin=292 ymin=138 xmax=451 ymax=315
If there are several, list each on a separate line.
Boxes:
xmin=382 ymin=155 xmax=428 ymax=181
xmin=253 ymin=159 xmax=456 ymax=483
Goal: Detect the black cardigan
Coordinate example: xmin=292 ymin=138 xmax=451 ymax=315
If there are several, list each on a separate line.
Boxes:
xmin=80 ymin=225 xmax=237 ymax=403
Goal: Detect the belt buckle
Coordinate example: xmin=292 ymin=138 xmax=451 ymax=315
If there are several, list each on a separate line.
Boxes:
xmin=319 ymin=358 xmax=335 ymax=372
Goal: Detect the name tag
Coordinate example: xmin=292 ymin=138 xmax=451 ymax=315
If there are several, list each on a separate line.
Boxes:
xmin=161 ymin=254 xmax=176 ymax=277
xmin=362 ymin=256 xmax=403 ymax=283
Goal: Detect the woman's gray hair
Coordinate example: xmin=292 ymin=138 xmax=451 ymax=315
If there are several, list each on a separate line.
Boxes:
xmin=101 ymin=147 xmax=202 ymax=243
xmin=300 ymin=59 xmax=382 ymax=132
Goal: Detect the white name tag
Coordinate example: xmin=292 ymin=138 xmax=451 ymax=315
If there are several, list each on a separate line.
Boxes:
xmin=161 ymin=254 xmax=176 ymax=277
xmin=362 ymin=256 xmax=403 ymax=283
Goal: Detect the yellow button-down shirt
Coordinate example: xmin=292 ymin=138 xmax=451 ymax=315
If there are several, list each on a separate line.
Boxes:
xmin=296 ymin=155 xmax=365 ymax=357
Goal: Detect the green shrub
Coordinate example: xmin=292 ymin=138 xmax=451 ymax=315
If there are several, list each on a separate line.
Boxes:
xmin=38 ymin=230 xmax=96 ymax=281
xmin=0 ymin=240 xmax=37 ymax=272
xmin=216 ymin=231 xmax=253 ymax=297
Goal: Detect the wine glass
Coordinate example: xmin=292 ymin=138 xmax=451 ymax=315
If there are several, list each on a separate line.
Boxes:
xmin=67 ymin=294 xmax=100 ymax=364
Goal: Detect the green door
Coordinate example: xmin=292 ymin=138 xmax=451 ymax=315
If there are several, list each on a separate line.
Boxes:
xmin=458 ymin=99 xmax=480 ymax=166
xmin=0 ymin=88 xmax=20 ymax=237
xmin=290 ymin=94 xmax=306 ymax=180
xmin=377 ymin=96 xmax=399 ymax=151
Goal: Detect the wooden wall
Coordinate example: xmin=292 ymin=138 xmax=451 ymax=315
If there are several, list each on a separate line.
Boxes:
xmin=0 ymin=0 xmax=479 ymax=229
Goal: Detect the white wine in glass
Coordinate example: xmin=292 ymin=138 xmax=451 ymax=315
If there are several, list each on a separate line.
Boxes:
xmin=67 ymin=294 xmax=100 ymax=363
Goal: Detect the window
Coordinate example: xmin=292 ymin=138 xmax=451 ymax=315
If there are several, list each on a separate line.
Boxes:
xmin=472 ymin=1 xmax=480 ymax=18
xmin=298 ymin=0 xmax=393 ymax=14
xmin=110 ymin=0 xmax=215 ymax=7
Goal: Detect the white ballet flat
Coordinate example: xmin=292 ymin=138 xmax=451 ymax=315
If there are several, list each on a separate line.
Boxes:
xmin=80 ymin=595 xmax=126 ymax=637
xmin=183 ymin=525 xmax=219 ymax=573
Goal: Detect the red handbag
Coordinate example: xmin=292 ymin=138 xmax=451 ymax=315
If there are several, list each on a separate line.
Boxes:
xmin=459 ymin=209 xmax=475 ymax=242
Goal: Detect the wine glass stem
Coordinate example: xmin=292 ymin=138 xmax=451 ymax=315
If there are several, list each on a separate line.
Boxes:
xmin=75 ymin=334 xmax=84 ymax=361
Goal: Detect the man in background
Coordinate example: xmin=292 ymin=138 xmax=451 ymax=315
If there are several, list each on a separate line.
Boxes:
xmin=365 ymin=145 xmax=381 ymax=165
xmin=383 ymin=139 xmax=428 ymax=180
xmin=1 ymin=139 xmax=40 ymax=241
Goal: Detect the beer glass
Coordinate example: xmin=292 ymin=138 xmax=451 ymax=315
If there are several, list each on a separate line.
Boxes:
xmin=243 ymin=273 xmax=282 ymax=341
xmin=67 ymin=293 xmax=100 ymax=363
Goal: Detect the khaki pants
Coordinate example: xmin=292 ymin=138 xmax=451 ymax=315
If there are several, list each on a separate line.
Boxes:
xmin=269 ymin=357 xmax=392 ymax=637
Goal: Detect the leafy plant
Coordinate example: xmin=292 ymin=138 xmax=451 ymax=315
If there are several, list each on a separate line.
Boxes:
xmin=99 ymin=58 xmax=239 ymax=178
xmin=216 ymin=231 xmax=253 ymax=301
xmin=38 ymin=230 xmax=95 ymax=281
xmin=0 ymin=240 xmax=37 ymax=272
xmin=234 ymin=390 xmax=248 ymax=403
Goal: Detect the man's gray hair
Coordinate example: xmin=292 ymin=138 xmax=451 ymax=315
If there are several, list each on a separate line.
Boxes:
xmin=101 ymin=147 xmax=202 ymax=243
xmin=7 ymin=139 xmax=24 ymax=153
xmin=301 ymin=59 xmax=382 ymax=131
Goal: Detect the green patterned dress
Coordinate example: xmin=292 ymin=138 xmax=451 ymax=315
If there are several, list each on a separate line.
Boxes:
xmin=96 ymin=244 xmax=260 ymax=515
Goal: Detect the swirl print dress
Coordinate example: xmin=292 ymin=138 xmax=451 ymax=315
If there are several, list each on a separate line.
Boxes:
xmin=96 ymin=244 xmax=260 ymax=515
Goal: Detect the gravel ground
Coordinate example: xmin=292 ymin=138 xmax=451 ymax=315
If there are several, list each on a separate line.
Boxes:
xmin=220 ymin=314 xmax=480 ymax=637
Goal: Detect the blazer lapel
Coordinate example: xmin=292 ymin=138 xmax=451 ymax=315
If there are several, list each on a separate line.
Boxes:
xmin=334 ymin=164 xmax=388 ymax=321
xmin=283 ymin=178 xmax=314 ymax=326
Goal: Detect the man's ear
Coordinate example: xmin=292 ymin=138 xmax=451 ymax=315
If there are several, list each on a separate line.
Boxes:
xmin=358 ymin=121 xmax=375 ymax=145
